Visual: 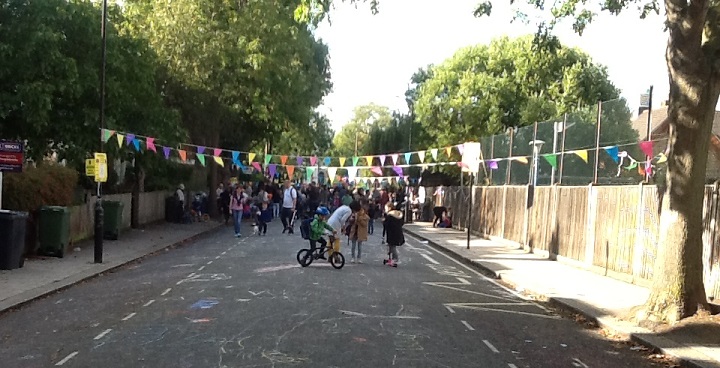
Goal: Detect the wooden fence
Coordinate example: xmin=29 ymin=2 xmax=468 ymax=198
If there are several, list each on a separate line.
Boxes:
xmin=430 ymin=184 xmax=720 ymax=300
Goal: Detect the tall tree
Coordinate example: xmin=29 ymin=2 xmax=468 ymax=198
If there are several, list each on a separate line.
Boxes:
xmin=471 ymin=0 xmax=716 ymax=324
xmin=332 ymin=103 xmax=392 ymax=156
xmin=414 ymin=36 xmax=620 ymax=147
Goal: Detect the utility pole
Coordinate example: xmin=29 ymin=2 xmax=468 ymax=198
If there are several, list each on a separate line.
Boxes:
xmin=94 ymin=0 xmax=108 ymax=264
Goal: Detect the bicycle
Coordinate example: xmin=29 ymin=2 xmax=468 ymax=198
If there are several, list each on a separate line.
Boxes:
xmin=296 ymin=235 xmax=345 ymax=269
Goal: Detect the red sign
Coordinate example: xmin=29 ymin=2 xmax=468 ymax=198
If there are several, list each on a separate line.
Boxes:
xmin=0 ymin=141 xmax=23 ymax=172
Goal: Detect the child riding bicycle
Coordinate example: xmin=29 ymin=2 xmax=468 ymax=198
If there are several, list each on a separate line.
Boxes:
xmin=307 ymin=207 xmax=337 ymax=259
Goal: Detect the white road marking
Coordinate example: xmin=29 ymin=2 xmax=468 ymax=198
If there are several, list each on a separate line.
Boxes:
xmin=161 ymin=288 xmax=172 ymax=296
xmin=508 ymin=364 xmax=518 ymax=368
xmin=198 ymin=266 xmax=205 ymax=271
xmin=421 ymin=253 xmax=440 ymax=265
xmin=121 ymin=312 xmax=136 ymax=321
xmin=444 ymin=305 xmax=456 ymax=314
xmin=460 ymin=320 xmax=475 ymax=331
xmin=171 ymin=264 xmax=194 ymax=268
xmin=572 ymin=358 xmax=590 ymax=367
xmin=334 ymin=310 xmax=420 ymax=319
xmin=444 ymin=303 xmax=559 ymax=320
xmin=55 ymin=352 xmax=78 ymax=366
xmin=406 ymin=234 xmax=551 ymax=309
xmin=207 ymin=261 xmax=213 ymax=265
xmin=483 ymin=340 xmax=500 ymax=353
xmin=456 ymin=277 xmax=470 ymax=284
xmin=215 ymin=256 xmax=221 ymax=259
xmin=221 ymin=251 xmax=227 ymax=255
xmin=143 ymin=300 xmax=155 ymax=307
xmin=94 ymin=329 xmax=112 ymax=340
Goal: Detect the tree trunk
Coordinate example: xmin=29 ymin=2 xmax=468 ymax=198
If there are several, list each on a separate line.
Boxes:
xmin=644 ymin=0 xmax=720 ymax=323
xmin=131 ymin=157 xmax=145 ymax=229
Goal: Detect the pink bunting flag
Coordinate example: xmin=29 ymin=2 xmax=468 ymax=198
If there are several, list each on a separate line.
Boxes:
xmin=213 ymin=148 xmax=222 ymax=157
xmin=639 ymin=141 xmax=653 ymax=157
xmin=371 ymin=167 xmax=383 ymax=176
xmin=146 ymin=137 xmax=157 ymax=153
xmin=251 ymin=162 xmax=262 ymax=173
xmin=310 ymin=156 xmax=318 ymax=166
xmin=488 ymin=160 xmax=498 ymax=170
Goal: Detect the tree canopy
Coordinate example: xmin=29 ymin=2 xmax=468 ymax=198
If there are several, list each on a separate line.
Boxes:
xmin=332 ymin=103 xmax=393 ymax=156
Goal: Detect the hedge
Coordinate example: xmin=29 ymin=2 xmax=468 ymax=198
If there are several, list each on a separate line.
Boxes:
xmin=2 ymin=164 xmax=78 ymax=212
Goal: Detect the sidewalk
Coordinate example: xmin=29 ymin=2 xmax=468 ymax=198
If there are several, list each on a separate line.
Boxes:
xmin=405 ymin=222 xmax=720 ymax=368
xmin=0 ymin=221 xmax=221 ymax=314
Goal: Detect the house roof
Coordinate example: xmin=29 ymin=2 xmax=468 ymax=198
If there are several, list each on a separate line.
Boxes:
xmin=631 ymin=108 xmax=669 ymax=140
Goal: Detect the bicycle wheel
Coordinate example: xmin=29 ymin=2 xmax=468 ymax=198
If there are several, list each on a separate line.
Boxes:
xmin=329 ymin=252 xmax=345 ymax=269
xmin=296 ymin=249 xmax=313 ymax=267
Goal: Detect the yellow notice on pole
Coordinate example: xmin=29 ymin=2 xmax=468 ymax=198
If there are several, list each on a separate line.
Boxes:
xmin=94 ymin=152 xmax=108 ymax=183
xmin=85 ymin=159 xmax=96 ymax=176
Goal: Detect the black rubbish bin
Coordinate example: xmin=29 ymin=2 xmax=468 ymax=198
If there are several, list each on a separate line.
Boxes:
xmin=0 ymin=211 xmax=28 ymax=270
xmin=165 ymin=196 xmax=176 ymax=222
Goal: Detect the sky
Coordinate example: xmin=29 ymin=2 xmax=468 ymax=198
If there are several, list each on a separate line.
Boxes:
xmin=314 ymin=0 xmax=670 ymax=133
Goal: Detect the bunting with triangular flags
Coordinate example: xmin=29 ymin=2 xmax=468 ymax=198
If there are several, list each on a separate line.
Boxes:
xmin=352 ymin=156 xmax=359 ymax=166
xmin=418 ymin=151 xmax=426 ymax=162
xmin=574 ymin=150 xmax=589 ymax=163
xmin=213 ymin=156 xmax=224 ymax=167
xmin=196 ymin=153 xmax=206 ymax=166
xmin=249 ymin=153 xmax=256 ymax=162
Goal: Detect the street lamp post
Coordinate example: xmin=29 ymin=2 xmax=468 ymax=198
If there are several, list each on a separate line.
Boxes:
xmin=529 ymin=140 xmax=545 ymax=187
xmin=551 ymin=116 xmax=575 ymax=185
xmin=94 ymin=0 xmax=108 ymax=264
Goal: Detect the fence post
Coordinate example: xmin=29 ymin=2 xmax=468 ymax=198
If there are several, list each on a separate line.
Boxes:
xmin=585 ymin=184 xmax=597 ymax=265
xmin=632 ymin=182 xmax=645 ymax=282
xmin=501 ymin=185 xmax=507 ymax=239
xmin=522 ymin=184 xmax=530 ymax=251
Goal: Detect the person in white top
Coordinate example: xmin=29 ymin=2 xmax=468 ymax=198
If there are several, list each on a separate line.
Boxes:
xmin=327 ymin=201 xmax=362 ymax=234
xmin=281 ymin=180 xmax=298 ymax=233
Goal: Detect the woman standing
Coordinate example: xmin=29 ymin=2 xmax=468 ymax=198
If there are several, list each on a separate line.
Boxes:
xmin=349 ymin=205 xmax=369 ymax=264
xmin=230 ymin=186 xmax=245 ymax=237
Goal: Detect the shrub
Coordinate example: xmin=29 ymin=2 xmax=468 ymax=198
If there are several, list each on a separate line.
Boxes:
xmin=2 ymin=164 xmax=78 ymax=211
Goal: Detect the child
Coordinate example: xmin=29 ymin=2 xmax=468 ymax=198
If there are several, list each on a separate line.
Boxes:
xmin=349 ymin=205 xmax=369 ymax=264
xmin=256 ymin=201 xmax=273 ymax=235
xmin=367 ymin=201 xmax=377 ymax=235
xmin=383 ymin=203 xmax=405 ymax=266
xmin=310 ymin=207 xmax=336 ymax=259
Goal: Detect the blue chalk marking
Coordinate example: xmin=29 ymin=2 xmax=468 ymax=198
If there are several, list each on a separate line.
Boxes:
xmin=190 ymin=299 xmax=220 ymax=310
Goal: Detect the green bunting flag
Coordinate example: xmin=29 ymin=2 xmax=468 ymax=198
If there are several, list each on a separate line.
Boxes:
xmin=542 ymin=154 xmax=557 ymax=168
xmin=196 ymin=153 xmax=206 ymax=166
xmin=352 ymin=156 xmax=359 ymax=166
xmin=264 ymin=154 xmax=272 ymax=165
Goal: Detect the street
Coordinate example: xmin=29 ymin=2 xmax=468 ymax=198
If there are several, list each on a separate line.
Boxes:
xmin=0 ymin=221 xmax=669 ymax=368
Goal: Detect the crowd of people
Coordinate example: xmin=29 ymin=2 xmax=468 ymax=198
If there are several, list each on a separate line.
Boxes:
xmin=212 ymin=179 xmax=412 ymax=264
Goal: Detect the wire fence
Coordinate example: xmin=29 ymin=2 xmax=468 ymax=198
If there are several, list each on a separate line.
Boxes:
xmin=473 ymin=99 xmax=660 ymax=186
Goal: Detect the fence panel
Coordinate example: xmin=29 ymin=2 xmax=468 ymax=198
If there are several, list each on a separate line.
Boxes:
xmin=503 ymin=186 xmax=526 ymax=244
xmin=556 ymin=186 xmax=589 ymax=261
xmin=527 ymin=187 xmax=555 ymax=251
xmin=592 ymin=186 xmax=639 ymax=275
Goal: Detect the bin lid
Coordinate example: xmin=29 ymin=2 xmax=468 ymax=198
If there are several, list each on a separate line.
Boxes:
xmin=0 ymin=210 xmax=28 ymax=218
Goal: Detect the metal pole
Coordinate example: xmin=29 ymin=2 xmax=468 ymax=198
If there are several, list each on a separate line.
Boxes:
xmin=505 ymin=129 xmax=514 ymax=185
xmin=94 ymin=0 xmax=108 ymax=264
xmin=558 ymin=113 xmax=568 ymax=185
xmin=593 ymin=101 xmax=603 ymax=184
xmin=551 ymin=122 xmax=558 ymax=184
xmin=531 ymin=122 xmax=538 ymax=186
xmin=645 ymin=85 xmax=654 ymax=182
xmin=489 ymin=136 xmax=495 ymax=184
xmin=467 ymin=172 xmax=473 ymax=249
xmin=0 ymin=171 xmax=3 ymax=209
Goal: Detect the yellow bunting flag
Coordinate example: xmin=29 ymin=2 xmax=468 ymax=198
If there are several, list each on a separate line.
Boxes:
xmin=214 ymin=156 xmax=224 ymax=167
xmin=339 ymin=157 xmax=346 ymax=167
xmin=445 ymin=147 xmax=452 ymax=157
xmin=514 ymin=157 xmax=529 ymax=164
xmin=248 ymin=153 xmax=256 ymax=162
xmin=657 ymin=152 xmax=667 ymax=164
xmin=574 ymin=150 xmax=589 ymax=163
xmin=364 ymin=156 xmax=373 ymax=165
xmin=116 ymin=133 xmax=124 ymax=148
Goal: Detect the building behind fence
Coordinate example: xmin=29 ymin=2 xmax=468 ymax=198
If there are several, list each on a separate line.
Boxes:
xmin=429 ymin=185 xmax=720 ymax=301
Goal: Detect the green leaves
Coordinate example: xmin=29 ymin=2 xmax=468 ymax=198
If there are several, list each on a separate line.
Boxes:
xmin=413 ymin=36 xmax=621 ymax=147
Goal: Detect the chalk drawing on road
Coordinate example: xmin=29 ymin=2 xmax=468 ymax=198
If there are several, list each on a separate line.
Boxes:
xmin=176 ymin=273 xmax=231 ymax=285
xmin=190 ymin=299 xmax=220 ymax=310
xmin=172 ymin=264 xmax=195 ymax=268
xmin=248 ymin=290 xmax=273 ymax=296
xmin=425 ymin=264 xmax=470 ymax=278
xmin=443 ymin=303 xmax=560 ymax=320
xmin=393 ymin=332 xmax=424 ymax=351
xmin=572 ymin=358 xmax=590 ymax=367
xmin=261 ymin=350 xmax=309 ymax=365
xmin=254 ymin=264 xmax=299 ymax=273
xmin=321 ymin=321 xmax=351 ymax=334
xmin=334 ymin=310 xmax=421 ymax=320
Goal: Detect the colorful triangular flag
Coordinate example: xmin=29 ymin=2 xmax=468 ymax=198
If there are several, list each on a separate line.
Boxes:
xmin=364 ymin=156 xmax=373 ymax=165
xmin=232 ymin=151 xmax=241 ymax=166
xmin=391 ymin=154 xmax=398 ymax=165
xmin=431 ymin=149 xmax=438 ymax=161
xmin=418 ymin=151 xmax=426 ymax=163
xmin=514 ymin=157 xmax=528 ymax=164
xmin=132 ymin=138 xmax=141 ymax=151
xmin=264 ymin=154 xmax=272 ymax=165
xmin=126 ymin=134 xmax=135 ymax=146
xmin=371 ymin=167 xmax=383 ymax=176
xmin=379 ymin=155 xmax=386 ymax=166
xmin=178 ymin=150 xmax=187 ymax=162
xmin=287 ymin=165 xmax=296 ymax=178
xmin=196 ymin=153 xmax=206 ymax=166
xmin=268 ymin=164 xmax=277 ymax=178
xmin=280 ymin=155 xmax=288 ymax=165
xmin=310 ymin=156 xmax=318 ymax=166
xmin=249 ymin=153 xmax=256 ymax=162
xmin=445 ymin=147 xmax=452 ymax=157
xmin=352 ymin=156 xmax=359 ymax=166
xmin=574 ymin=150 xmax=588 ymax=163
xmin=457 ymin=144 xmax=465 ymax=156
xmin=404 ymin=152 xmax=411 ymax=164
xmin=543 ymin=154 xmax=558 ymax=168
xmin=197 ymin=146 xmax=205 ymax=155
xmin=163 ymin=146 xmax=171 ymax=159
xmin=116 ymin=133 xmax=124 ymax=148
xmin=213 ymin=156 xmax=224 ymax=167
xmin=296 ymin=156 xmax=303 ymax=166
xmin=306 ymin=167 xmax=315 ymax=182
xmin=328 ymin=167 xmax=338 ymax=178
xmin=604 ymin=146 xmax=619 ymax=163
xmin=146 ymin=137 xmax=157 ymax=153
xmin=251 ymin=162 xmax=262 ymax=172
xmin=102 ymin=129 xmax=114 ymax=143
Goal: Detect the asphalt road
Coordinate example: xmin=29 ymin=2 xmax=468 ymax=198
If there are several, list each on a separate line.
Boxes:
xmin=0 ymin=220 xmax=672 ymax=368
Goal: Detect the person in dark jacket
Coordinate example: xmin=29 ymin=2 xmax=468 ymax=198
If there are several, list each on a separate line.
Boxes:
xmin=383 ymin=203 xmax=405 ymax=265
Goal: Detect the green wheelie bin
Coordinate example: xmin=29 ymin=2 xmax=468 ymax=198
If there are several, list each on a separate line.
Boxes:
xmin=102 ymin=200 xmax=123 ymax=240
xmin=38 ymin=206 xmax=70 ymax=258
